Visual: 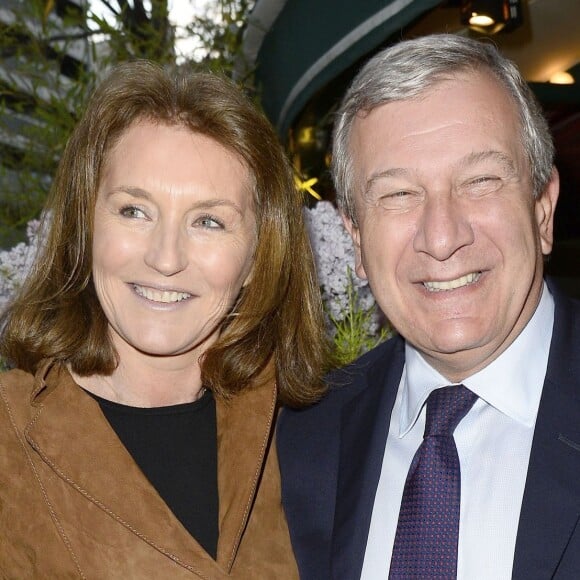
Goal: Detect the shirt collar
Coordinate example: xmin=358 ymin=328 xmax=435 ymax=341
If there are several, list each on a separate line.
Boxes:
xmin=400 ymin=282 xmax=554 ymax=437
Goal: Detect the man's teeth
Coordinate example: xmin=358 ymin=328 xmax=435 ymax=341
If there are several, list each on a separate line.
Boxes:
xmin=134 ymin=285 xmax=191 ymax=303
xmin=423 ymin=272 xmax=481 ymax=292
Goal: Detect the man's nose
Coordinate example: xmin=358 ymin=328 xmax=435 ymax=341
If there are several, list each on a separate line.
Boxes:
xmin=412 ymin=193 xmax=474 ymax=261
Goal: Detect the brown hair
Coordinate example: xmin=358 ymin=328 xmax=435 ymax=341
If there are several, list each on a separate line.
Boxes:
xmin=1 ymin=60 xmax=329 ymax=406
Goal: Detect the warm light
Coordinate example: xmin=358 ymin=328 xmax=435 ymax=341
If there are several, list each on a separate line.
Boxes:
xmin=296 ymin=126 xmax=316 ymax=147
xmin=549 ymin=71 xmax=575 ymax=85
xmin=469 ymin=12 xmax=495 ymax=26
xmin=460 ymin=1 xmax=523 ymax=35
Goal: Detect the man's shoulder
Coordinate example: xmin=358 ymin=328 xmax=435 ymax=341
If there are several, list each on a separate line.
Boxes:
xmin=279 ymin=334 xmax=403 ymax=432
xmin=326 ymin=336 xmax=400 ymax=398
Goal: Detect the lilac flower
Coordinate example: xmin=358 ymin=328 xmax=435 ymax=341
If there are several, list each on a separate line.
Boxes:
xmin=303 ymin=201 xmax=386 ymax=343
xmin=0 ymin=219 xmax=43 ymax=311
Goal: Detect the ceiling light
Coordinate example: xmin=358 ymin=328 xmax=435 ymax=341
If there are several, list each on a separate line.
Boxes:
xmin=549 ymin=71 xmax=575 ymax=85
xmin=460 ymin=0 xmax=523 ymax=34
xmin=469 ymin=13 xmax=495 ymax=27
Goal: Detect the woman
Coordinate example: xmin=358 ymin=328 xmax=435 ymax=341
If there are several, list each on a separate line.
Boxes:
xmin=0 ymin=60 xmax=328 ymax=577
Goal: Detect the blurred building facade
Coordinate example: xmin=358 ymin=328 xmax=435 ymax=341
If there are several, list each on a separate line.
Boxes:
xmin=0 ymin=0 xmax=91 ymax=247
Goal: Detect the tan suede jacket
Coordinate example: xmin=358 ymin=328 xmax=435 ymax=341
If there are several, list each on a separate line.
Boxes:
xmin=0 ymin=361 xmax=298 ymax=579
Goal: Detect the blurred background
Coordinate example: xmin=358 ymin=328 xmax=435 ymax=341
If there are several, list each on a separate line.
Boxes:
xmin=1 ymin=0 xmax=579 ymax=290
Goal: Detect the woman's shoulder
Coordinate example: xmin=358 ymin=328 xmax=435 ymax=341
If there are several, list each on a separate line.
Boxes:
xmin=0 ymin=366 xmax=35 ymax=390
xmin=0 ymin=367 xmax=36 ymax=424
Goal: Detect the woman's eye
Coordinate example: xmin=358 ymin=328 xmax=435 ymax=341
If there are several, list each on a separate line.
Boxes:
xmin=197 ymin=215 xmax=224 ymax=229
xmin=120 ymin=205 xmax=147 ymax=219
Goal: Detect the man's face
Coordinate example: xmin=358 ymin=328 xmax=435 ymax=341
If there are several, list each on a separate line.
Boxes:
xmin=344 ymin=71 xmax=559 ymax=381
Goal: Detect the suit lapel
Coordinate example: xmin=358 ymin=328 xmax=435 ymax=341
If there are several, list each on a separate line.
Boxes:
xmin=331 ymin=338 xmax=405 ymax=579
xmin=25 ymin=362 xmax=217 ymax=577
xmin=513 ymin=286 xmax=580 ymax=579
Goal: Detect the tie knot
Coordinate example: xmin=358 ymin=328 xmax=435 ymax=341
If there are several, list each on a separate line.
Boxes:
xmin=424 ymin=385 xmax=477 ymax=437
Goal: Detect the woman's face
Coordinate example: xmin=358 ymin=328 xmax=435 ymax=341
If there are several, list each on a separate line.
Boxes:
xmin=92 ymin=120 xmax=257 ymax=364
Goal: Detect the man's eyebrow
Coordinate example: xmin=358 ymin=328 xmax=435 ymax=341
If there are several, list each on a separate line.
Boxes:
xmin=364 ymin=168 xmax=412 ymax=196
xmin=362 ymin=150 xmax=517 ymax=196
xmin=458 ymin=150 xmax=516 ymax=173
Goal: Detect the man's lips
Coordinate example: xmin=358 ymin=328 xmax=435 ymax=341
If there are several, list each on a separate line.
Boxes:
xmin=422 ymin=271 xmax=482 ymax=292
xmin=132 ymin=284 xmax=192 ymax=303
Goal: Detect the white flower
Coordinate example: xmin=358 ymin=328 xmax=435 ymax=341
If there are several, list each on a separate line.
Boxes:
xmin=304 ymin=201 xmax=385 ymax=340
xmin=0 ymin=218 xmax=44 ymax=310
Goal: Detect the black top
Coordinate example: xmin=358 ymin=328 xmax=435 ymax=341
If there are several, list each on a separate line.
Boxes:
xmin=89 ymin=388 xmax=219 ymax=559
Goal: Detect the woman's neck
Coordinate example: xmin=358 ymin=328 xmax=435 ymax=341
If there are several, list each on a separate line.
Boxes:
xmin=71 ymin=350 xmax=205 ymax=408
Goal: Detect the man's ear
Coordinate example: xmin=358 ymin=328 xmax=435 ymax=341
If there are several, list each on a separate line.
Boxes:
xmin=341 ymin=213 xmax=368 ymax=280
xmin=535 ymin=167 xmax=559 ymax=257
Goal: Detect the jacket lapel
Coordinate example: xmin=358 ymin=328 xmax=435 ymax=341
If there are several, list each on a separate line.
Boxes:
xmin=25 ymin=362 xmax=217 ymax=576
xmin=513 ymin=285 xmax=580 ymax=578
xmin=214 ymin=364 xmax=277 ymax=572
xmin=330 ymin=337 xmax=405 ymax=579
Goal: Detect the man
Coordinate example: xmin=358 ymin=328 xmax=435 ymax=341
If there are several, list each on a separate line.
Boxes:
xmin=277 ymin=34 xmax=580 ymax=579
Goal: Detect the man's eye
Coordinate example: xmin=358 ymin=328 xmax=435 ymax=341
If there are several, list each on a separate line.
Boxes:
xmin=120 ymin=206 xmax=147 ymax=219
xmin=377 ymin=189 xmax=422 ymax=210
xmin=464 ymin=176 xmax=503 ymax=196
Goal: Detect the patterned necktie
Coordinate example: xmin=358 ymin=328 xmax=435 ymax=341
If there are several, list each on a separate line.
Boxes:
xmin=389 ymin=385 xmax=477 ymax=579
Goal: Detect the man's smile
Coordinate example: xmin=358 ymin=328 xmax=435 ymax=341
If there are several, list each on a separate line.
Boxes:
xmin=422 ymin=271 xmax=482 ymax=292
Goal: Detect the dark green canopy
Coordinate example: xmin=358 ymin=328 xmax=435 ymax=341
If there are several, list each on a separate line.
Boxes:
xmin=241 ymin=0 xmax=440 ymax=135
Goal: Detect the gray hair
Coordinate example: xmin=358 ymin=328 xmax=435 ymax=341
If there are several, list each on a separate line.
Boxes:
xmin=332 ymin=34 xmax=555 ymax=222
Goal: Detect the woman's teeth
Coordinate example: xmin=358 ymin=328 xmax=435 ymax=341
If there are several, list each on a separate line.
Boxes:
xmin=133 ymin=285 xmax=191 ymax=303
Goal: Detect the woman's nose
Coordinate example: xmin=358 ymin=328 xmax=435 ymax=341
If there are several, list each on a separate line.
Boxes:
xmin=144 ymin=223 xmax=188 ymax=276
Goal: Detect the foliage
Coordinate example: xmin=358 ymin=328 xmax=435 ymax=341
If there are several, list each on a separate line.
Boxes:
xmin=0 ymin=0 xmax=90 ymax=247
xmin=0 ymin=0 xmax=255 ymax=250
xmin=89 ymin=0 xmax=174 ymax=64
xmin=304 ymin=201 xmax=390 ymax=365
xmin=182 ymin=0 xmax=254 ymax=77
xmin=329 ymin=269 xmax=391 ymax=366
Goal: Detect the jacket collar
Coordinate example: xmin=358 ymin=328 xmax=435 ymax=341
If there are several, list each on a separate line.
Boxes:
xmin=26 ymin=360 xmax=277 ymax=576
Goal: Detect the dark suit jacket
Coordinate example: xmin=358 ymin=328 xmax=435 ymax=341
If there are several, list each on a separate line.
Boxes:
xmin=277 ymin=281 xmax=580 ymax=579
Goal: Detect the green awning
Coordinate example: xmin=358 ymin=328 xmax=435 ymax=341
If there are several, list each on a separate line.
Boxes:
xmin=242 ymin=0 xmax=441 ymax=136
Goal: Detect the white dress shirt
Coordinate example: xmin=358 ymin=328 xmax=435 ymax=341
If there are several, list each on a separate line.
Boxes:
xmin=361 ymin=283 xmax=554 ymax=580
